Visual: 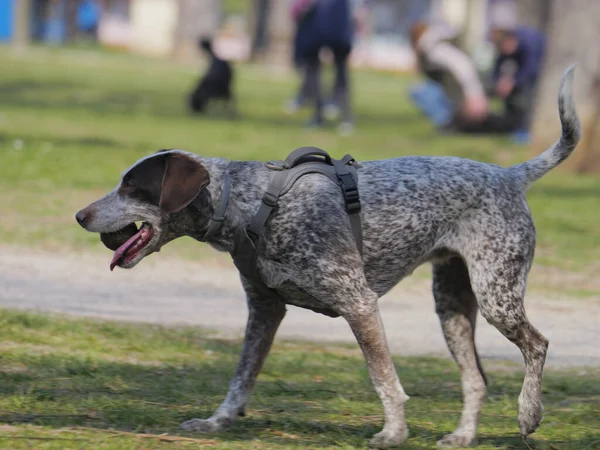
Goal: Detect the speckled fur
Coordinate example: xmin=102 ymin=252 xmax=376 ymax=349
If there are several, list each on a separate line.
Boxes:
xmin=76 ymin=66 xmax=580 ymax=448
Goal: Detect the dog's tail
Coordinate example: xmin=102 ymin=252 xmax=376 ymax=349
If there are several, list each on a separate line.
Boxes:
xmin=510 ymin=64 xmax=581 ymax=187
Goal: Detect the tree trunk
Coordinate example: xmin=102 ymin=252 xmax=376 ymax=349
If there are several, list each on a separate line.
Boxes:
xmin=530 ymin=0 xmax=600 ymax=173
xmin=517 ymin=0 xmax=550 ymax=31
xmin=460 ymin=0 xmax=487 ymax=55
xmin=12 ymin=0 xmax=33 ymax=51
xmin=249 ymin=0 xmax=270 ymax=61
xmin=173 ymin=0 xmax=221 ymax=61
xmin=263 ymin=0 xmax=292 ymax=66
xmin=65 ymin=0 xmax=79 ymax=43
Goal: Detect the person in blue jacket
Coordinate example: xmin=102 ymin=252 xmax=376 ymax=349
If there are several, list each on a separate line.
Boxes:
xmin=491 ymin=24 xmax=546 ymax=132
xmin=77 ymin=0 xmax=101 ymax=41
xmin=289 ymin=0 xmax=359 ymax=134
xmin=453 ymin=19 xmax=546 ymax=140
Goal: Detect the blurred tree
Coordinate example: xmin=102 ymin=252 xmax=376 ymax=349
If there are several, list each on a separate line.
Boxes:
xmin=249 ymin=0 xmax=270 ymax=60
xmin=248 ymin=0 xmax=291 ymax=64
xmin=248 ymin=0 xmax=294 ymax=65
xmin=263 ymin=0 xmax=290 ymax=65
xmin=65 ymin=0 xmax=79 ymax=43
xmin=12 ymin=0 xmax=33 ymax=50
xmin=517 ymin=0 xmax=550 ymax=31
xmin=173 ymin=0 xmax=221 ymax=61
xmin=460 ymin=0 xmax=487 ymax=55
xmin=530 ymin=0 xmax=600 ymax=173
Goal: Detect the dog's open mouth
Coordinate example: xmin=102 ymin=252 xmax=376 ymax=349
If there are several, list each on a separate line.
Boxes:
xmin=100 ymin=222 xmax=155 ymax=271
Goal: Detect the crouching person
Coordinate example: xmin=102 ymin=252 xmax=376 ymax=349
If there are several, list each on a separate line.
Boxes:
xmin=409 ymin=21 xmax=488 ymax=131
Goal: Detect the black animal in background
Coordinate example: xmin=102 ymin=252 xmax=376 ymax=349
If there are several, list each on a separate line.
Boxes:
xmin=188 ymin=38 xmax=235 ymax=114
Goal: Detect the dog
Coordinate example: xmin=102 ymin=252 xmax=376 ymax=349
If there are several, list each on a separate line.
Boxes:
xmin=188 ymin=37 xmax=235 ymax=114
xmin=76 ymin=66 xmax=579 ymax=448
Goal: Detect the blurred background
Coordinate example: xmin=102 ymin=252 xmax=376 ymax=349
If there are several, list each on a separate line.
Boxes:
xmin=0 ymin=2 xmax=599 ymax=446
xmin=0 ymin=0 xmax=598 ymax=306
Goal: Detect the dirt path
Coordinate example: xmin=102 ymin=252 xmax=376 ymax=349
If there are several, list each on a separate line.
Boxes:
xmin=1 ymin=246 xmax=598 ymax=367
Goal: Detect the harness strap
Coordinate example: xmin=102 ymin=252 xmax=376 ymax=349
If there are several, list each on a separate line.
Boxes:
xmin=233 ymin=168 xmax=297 ymax=281
xmin=232 ymin=147 xmax=363 ymax=285
xmin=203 ymin=168 xmax=231 ymax=241
xmin=248 ymin=169 xmax=292 ymax=240
xmin=284 ymin=146 xmax=333 ymax=167
xmin=333 ymin=155 xmax=362 ymax=255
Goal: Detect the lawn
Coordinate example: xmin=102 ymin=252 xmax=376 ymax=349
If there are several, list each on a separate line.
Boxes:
xmin=0 ymin=45 xmax=598 ymax=285
xmin=1 ymin=46 xmax=599 ymax=450
xmin=0 ymin=308 xmax=598 ymax=449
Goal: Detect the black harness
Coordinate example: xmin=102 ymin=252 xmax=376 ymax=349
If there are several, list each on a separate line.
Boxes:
xmin=205 ymin=147 xmax=363 ymax=296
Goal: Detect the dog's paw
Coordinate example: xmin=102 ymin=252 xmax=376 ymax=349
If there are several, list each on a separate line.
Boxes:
xmin=518 ymin=393 xmax=544 ymax=437
xmin=436 ymin=432 xmax=476 ymax=448
xmin=368 ymin=428 xmax=408 ymax=449
xmin=179 ymin=417 xmax=227 ymax=433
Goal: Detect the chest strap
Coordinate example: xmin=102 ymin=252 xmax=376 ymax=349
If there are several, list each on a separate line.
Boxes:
xmin=232 ymin=147 xmax=362 ymax=286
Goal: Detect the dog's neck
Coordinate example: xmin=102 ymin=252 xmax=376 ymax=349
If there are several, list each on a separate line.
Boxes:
xmin=186 ymin=157 xmax=269 ymax=253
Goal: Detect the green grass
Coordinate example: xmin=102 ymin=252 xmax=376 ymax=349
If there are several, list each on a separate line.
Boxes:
xmin=0 ymin=45 xmax=599 ymax=275
xmin=223 ymin=0 xmax=248 ymax=16
xmin=0 ymin=308 xmax=598 ymax=449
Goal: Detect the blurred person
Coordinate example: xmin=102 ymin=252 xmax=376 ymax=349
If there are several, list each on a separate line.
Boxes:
xmin=77 ymin=0 xmax=101 ymax=41
xmin=409 ymin=21 xmax=489 ymax=131
xmin=486 ymin=8 xmax=546 ymax=141
xmin=288 ymin=0 xmax=360 ymax=134
xmin=285 ymin=0 xmax=370 ymax=119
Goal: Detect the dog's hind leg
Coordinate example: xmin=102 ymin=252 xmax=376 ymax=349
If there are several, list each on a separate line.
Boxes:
xmin=180 ymin=281 xmax=286 ymax=432
xmin=466 ymin=233 xmax=548 ymax=439
xmin=432 ymin=257 xmax=487 ymax=448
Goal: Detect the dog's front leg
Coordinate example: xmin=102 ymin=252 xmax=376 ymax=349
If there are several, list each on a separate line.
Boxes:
xmin=180 ymin=293 xmax=286 ymax=432
xmin=346 ymin=304 xmax=410 ymax=448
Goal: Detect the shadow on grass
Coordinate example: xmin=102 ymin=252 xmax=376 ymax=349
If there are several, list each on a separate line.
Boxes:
xmin=0 ymin=133 xmax=125 ymax=150
xmin=0 ymin=78 xmax=437 ymax=134
xmin=0 ymin=79 xmax=186 ymax=118
xmin=0 ymin=79 xmax=313 ymax=131
xmin=1 ymin=340 xmax=599 ymax=448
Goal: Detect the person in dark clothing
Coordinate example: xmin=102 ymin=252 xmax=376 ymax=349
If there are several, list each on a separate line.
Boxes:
xmin=453 ymin=0 xmax=545 ymax=139
xmin=450 ymin=24 xmax=545 ymax=139
xmin=290 ymin=0 xmax=357 ymax=134
xmin=489 ymin=25 xmax=546 ymax=132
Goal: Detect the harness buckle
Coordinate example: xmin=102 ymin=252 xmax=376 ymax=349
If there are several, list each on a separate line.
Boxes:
xmin=245 ymin=227 xmax=259 ymax=243
xmin=265 ymin=160 xmax=287 ymax=171
xmin=345 ymin=197 xmax=361 ymax=214
xmin=262 ymin=192 xmax=278 ymax=208
xmin=338 ymin=173 xmax=361 ymax=214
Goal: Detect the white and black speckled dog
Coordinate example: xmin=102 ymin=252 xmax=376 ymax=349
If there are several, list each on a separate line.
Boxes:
xmin=75 ymin=66 xmax=580 ymax=448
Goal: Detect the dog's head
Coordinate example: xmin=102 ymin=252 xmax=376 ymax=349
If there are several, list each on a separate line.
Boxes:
xmin=199 ymin=37 xmax=213 ymax=53
xmin=75 ymin=150 xmax=211 ymax=271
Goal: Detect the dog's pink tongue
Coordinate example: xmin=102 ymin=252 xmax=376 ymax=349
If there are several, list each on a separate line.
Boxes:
xmin=110 ymin=227 xmax=144 ymax=271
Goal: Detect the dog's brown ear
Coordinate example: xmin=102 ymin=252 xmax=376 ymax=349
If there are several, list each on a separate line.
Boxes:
xmin=159 ymin=153 xmax=210 ymax=214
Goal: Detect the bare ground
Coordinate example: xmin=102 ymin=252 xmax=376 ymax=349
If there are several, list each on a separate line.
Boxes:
xmin=0 ymin=245 xmax=598 ymax=367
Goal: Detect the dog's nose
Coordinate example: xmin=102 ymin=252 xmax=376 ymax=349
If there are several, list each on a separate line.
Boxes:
xmin=75 ymin=209 xmax=89 ymax=227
